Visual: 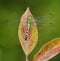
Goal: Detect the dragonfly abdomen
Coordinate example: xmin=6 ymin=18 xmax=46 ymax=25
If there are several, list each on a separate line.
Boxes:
xmin=25 ymin=29 xmax=29 ymax=41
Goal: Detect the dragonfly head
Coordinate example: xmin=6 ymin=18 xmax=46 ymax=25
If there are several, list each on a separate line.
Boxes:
xmin=27 ymin=15 xmax=33 ymax=24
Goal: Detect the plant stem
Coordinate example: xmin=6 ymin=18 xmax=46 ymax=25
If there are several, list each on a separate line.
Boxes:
xmin=26 ymin=55 xmax=29 ymax=61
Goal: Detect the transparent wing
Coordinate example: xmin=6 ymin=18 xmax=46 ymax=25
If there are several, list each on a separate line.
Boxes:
xmin=31 ymin=14 xmax=55 ymax=30
xmin=0 ymin=13 xmax=54 ymax=26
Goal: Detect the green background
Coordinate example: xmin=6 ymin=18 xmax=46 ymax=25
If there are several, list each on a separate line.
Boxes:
xmin=0 ymin=0 xmax=60 ymax=61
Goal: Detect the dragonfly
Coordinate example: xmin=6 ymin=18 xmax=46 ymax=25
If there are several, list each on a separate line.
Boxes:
xmin=25 ymin=15 xmax=52 ymax=40
xmin=24 ymin=15 xmax=33 ymax=41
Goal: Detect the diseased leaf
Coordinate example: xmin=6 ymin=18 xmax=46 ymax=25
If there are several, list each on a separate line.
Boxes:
xmin=33 ymin=38 xmax=60 ymax=61
xmin=18 ymin=7 xmax=38 ymax=61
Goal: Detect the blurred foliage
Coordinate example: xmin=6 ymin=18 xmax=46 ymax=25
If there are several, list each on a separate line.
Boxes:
xmin=0 ymin=0 xmax=60 ymax=61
